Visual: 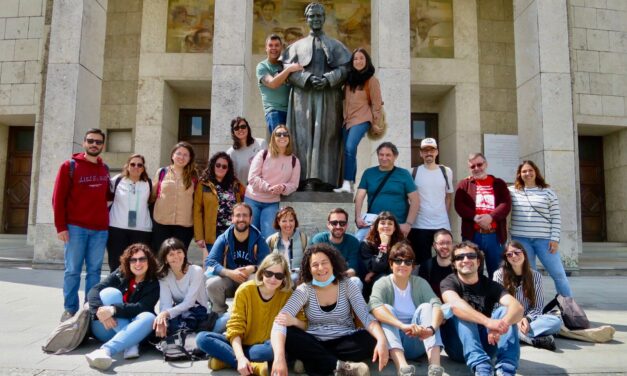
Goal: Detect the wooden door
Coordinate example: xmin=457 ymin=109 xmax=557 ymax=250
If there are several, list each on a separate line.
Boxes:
xmin=410 ymin=113 xmax=439 ymax=167
xmin=578 ymin=136 xmax=606 ymax=241
xmin=179 ymin=109 xmax=210 ymax=172
xmin=2 ymin=127 xmax=34 ymax=234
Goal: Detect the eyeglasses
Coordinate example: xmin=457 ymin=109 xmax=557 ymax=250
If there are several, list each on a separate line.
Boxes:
xmin=233 ymin=124 xmax=248 ymax=131
xmin=129 ymin=163 xmax=144 ymax=168
xmin=329 ymin=220 xmax=347 ymax=227
xmin=262 ymin=270 xmax=286 ymax=280
xmin=435 ymin=241 xmax=452 ymax=246
xmin=275 ymin=132 xmax=290 ymax=138
xmin=129 ymin=256 xmax=148 ymax=264
xmin=215 ymin=163 xmax=228 ymax=170
xmin=453 ymin=252 xmax=479 ymax=262
xmin=85 ymin=138 xmax=104 ymax=145
xmin=391 ymin=258 xmax=414 ymax=266
xmin=469 ymin=162 xmax=484 ymax=170
xmin=505 ymin=250 xmax=524 ymax=259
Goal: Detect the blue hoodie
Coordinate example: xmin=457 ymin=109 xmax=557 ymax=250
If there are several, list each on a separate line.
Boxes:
xmin=204 ymin=224 xmax=270 ymax=277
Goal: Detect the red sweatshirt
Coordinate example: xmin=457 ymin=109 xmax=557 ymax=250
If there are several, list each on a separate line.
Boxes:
xmin=52 ymin=153 xmax=110 ymax=233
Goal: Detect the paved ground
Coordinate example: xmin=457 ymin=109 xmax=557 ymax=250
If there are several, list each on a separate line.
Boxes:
xmin=1 ymin=266 xmax=626 ymax=375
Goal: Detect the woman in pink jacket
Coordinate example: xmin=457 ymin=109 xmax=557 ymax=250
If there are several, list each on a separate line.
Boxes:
xmin=244 ymin=125 xmax=300 ymax=239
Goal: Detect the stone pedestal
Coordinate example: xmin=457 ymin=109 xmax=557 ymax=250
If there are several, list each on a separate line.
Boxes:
xmin=34 ymin=0 xmax=107 ymax=263
xmin=514 ymin=0 xmax=579 ymax=267
xmin=281 ymin=192 xmax=356 ymax=235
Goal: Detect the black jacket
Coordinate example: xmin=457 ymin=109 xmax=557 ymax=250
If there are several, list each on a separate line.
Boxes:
xmin=87 ymin=269 xmax=160 ymax=320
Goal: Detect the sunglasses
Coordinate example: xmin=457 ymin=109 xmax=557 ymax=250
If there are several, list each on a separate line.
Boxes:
xmin=129 ymin=163 xmax=144 ymax=168
xmin=275 ymin=132 xmax=290 ymax=138
xmin=329 ymin=220 xmax=347 ymax=227
xmin=506 ymin=250 xmax=524 ymax=259
xmin=469 ymin=162 xmax=484 ymax=170
xmin=391 ymin=258 xmax=414 ymax=266
xmin=453 ymin=252 xmax=479 ymax=262
xmin=129 ymin=256 xmax=148 ymax=264
xmin=262 ymin=270 xmax=286 ymax=280
xmin=85 ymin=138 xmax=104 ymax=145
xmin=233 ymin=124 xmax=248 ymax=131
xmin=215 ymin=163 xmax=228 ymax=170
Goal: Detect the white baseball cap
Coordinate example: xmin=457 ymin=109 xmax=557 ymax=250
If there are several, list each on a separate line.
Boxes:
xmin=420 ymin=138 xmax=438 ymax=149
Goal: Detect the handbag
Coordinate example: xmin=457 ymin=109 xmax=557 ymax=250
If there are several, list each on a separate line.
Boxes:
xmin=364 ymin=78 xmax=387 ymax=140
xmin=543 ymin=294 xmax=590 ymax=330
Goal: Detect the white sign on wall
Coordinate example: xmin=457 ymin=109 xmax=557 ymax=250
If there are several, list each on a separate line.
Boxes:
xmin=483 ymin=134 xmax=519 ymax=183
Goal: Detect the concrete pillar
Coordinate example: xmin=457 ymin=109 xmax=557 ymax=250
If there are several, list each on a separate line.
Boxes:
xmin=209 ymin=0 xmax=253 ymax=155
xmin=514 ymin=0 xmax=579 ymax=267
xmin=34 ymin=0 xmax=107 ymax=263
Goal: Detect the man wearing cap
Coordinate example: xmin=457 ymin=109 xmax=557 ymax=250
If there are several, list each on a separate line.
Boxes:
xmin=408 ymin=138 xmax=454 ymax=265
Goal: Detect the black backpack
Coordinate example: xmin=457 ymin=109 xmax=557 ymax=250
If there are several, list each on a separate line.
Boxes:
xmin=154 ymin=329 xmax=207 ymax=362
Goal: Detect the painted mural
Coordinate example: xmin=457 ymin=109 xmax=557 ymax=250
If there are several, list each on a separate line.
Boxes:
xmin=410 ymin=0 xmax=454 ymax=58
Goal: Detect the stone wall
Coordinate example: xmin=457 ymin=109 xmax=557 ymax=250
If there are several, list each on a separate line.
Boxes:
xmin=477 ymin=0 xmax=517 ymax=135
xmin=604 ymin=129 xmax=627 ymax=241
xmin=570 ymin=0 xmax=627 ymax=127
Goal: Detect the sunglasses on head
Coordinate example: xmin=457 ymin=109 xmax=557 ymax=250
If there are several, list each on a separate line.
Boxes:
xmin=215 ymin=162 xmax=228 ymax=170
xmin=275 ymin=132 xmax=290 ymax=138
xmin=469 ymin=162 xmax=484 ymax=170
xmin=233 ymin=124 xmax=248 ymax=131
xmin=129 ymin=163 xmax=143 ymax=168
xmin=391 ymin=258 xmax=414 ymax=266
xmin=329 ymin=220 xmax=347 ymax=227
xmin=86 ymin=138 xmax=104 ymax=145
xmin=453 ymin=252 xmax=479 ymax=262
xmin=262 ymin=270 xmax=285 ymax=280
xmin=129 ymin=256 xmax=147 ymax=264
xmin=506 ymin=250 xmax=524 ymax=258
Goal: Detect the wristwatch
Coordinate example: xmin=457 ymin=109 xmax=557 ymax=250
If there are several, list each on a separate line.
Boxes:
xmin=426 ymin=325 xmax=435 ymax=335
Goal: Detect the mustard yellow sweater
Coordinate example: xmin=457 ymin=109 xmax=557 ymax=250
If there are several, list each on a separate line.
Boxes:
xmin=225 ymin=280 xmax=305 ymax=345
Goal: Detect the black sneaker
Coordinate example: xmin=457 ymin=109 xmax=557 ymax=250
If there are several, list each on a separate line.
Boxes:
xmin=532 ymin=335 xmax=556 ymax=351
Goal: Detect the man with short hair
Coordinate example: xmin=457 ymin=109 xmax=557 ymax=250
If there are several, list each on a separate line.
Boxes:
xmin=256 ymin=34 xmax=303 ymax=134
xmin=53 ymin=128 xmax=111 ymax=321
xmin=408 ymin=138 xmax=454 ymax=265
xmin=416 ymin=229 xmax=454 ymax=299
xmin=205 ymin=203 xmax=270 ymax=314
xmin=309 ymin=208 xmax=363 ymax=289
xmin=454 ymin=152 xmax=511 ymax=278
xmin=441 ymin=241 xmax=522 ymax=376
xmin=354 ymin=142 xmax=420 ymax=241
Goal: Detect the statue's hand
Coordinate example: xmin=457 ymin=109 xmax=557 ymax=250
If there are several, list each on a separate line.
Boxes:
xmin=313 ymin=76 xmax=328 ymax=90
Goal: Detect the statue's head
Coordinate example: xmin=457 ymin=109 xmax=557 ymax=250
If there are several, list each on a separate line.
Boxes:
xmin=305 ymin=2 xmax=325 ymax=32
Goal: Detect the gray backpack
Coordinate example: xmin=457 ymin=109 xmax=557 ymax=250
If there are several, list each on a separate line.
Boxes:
xmin=42 ymin=302 xmax=91 ymax=354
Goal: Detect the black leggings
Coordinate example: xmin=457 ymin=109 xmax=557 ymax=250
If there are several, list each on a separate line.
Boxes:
xmin=284 ymin=327 xmax=376 ymax=376
xmin=106 ymin=226 xmax=152 ymax=271
xmin=151 ymin=221 xmax=194 ymax=254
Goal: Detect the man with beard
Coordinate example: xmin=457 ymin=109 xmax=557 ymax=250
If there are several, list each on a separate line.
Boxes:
xmin=416 ymin=229 xmax=454 ymax=299
xmin=53 ymin=128 xmax=111 ymax=322
xmin=408 ymin=138 xmax=454 ymax=265
xmin=205 ymin=203 xmax=270 ymax=314
xmin=440 ymin=241 xmax=522 ymax=376
xmin=310 ymin=208 xmax=363 ymax=290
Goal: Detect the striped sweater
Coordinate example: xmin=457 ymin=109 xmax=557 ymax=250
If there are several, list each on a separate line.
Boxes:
xmin=273 ymin=279 xmax=375 ymax=341
xmin=493 ymin=268 xmax=544 ymax=320
xmin=509 ymin=186 xmax=561 ymax=242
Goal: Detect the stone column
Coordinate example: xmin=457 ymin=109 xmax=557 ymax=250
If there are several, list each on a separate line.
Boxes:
xmin=34 ymin=0 xmax=107 ymax=263
xmin=514 ymin=0 xmax=579 ymax=267
xmin=209 ymin=0 xmax=253 ymax=155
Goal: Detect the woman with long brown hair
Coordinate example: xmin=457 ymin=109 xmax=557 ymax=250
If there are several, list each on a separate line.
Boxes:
xmin=151 ymin=141 xmax=198 ymax=252
xmin=493 ymin=240 xmax=562 ymax=351
xmin=226 ymin=116 xmax=267 ymax=185
xmin=107 ymin=154 xmax=152 ymax=271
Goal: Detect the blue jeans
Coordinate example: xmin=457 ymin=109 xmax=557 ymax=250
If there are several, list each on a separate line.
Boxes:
xmin=63 ymin=224 xmax=108 ymax=313
xmin=512 ymin=236 xmax=573 ymax=297
xmin=450 ymin=306 xmax=519 ymax=374
xmin=381 ymin=303 xmax=443 ymax=359
xmin=471 ymin=232 xmax=502 ymax=279
xmin=527 ymin=314 xmax=562 ymax=338
xmin=90 ymin=287 xmax=156 ymax=355
xmin=244 ymin=197 xmax=279 ymax=239
xmin=196 ymin=331 xmax=273 ymax=368
xmin=265 ymin=110 xmax=287 ymax=134
xmin=342 ymin=122 xmax=370 ymax=182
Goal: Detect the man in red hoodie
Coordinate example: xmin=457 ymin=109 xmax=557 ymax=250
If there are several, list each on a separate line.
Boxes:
xmin=53 ymin=128 xmax=110 ymax=321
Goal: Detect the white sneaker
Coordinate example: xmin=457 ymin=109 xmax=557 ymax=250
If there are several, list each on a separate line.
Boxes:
xmin=333 ymin=181 xmax=353 ymax=193
xmin=85 ymin=348 xmax=112 ymax=370
xmin=124 ymin=345 xmax=140 ymax=359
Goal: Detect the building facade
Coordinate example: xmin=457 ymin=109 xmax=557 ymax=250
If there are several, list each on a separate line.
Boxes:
xmin=0 ymin=0 xmax=625 ymax=267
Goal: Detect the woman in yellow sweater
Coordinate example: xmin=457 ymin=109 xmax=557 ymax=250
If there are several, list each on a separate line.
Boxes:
xmin=196 ymin=253 xmax=305 ymax=375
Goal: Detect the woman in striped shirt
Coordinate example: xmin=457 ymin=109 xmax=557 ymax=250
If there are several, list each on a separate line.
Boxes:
xmin=493 ymin=240 xmax=562 ymax=351
xmin=270 ymin=243 xmax=389 ymax=376
xmin=509 ymin=160 xmax=572 ymax=297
